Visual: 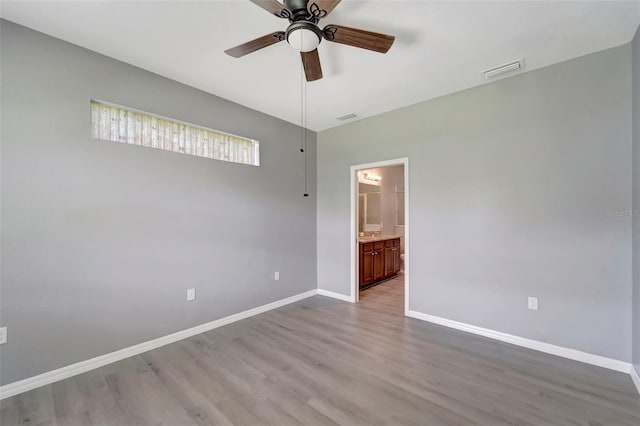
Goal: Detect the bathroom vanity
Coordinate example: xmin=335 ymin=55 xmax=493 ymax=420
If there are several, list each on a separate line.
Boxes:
xmin=359 ymin=235 xmax=401 ymax=289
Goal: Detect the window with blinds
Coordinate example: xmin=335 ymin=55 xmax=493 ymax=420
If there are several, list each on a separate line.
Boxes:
xmin=90 ymin=101 xmax=260 ymax=166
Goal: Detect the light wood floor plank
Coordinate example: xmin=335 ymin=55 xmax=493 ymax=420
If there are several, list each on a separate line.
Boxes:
xmin=2 ymin=275 xmax=639 ymax=425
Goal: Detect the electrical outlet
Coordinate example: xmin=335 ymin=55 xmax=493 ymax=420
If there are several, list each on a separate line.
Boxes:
xmin=0 ymin=327 xmax=7 ymax=344
xmin=187 ymin=288 xmax=196 ymax=301
xmin=528 ymin=297 xmax=538 ymax=310
xmin=274 ymin=271 xmax=280 ymax=281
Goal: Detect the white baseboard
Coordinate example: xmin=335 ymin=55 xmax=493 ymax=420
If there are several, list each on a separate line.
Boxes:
xmin=0 ymin=289 xmax=318 ymax=400
xmin=317 ymin=289 xmax=354 ymax=303
xmin=407 ymin=310 xmax=631 ymax=374
xmin=631 ymin=365 xmax=640 ymax=396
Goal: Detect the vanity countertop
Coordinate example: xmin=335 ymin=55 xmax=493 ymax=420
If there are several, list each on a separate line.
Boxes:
xmin=358 ymin=235 xmax=401 ymax=243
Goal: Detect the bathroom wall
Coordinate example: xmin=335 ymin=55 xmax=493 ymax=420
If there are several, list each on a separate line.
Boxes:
xmin=358 ymin=166 xmax=404 ymax=236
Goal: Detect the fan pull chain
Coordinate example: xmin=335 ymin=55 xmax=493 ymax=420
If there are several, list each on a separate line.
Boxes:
xmin=304 ymin=67 xmax=309 ymax=197
xmin=301 ymin=55 xmax=309 ymax=197
xmin=300 ymin=55 xmax=305 ymax=154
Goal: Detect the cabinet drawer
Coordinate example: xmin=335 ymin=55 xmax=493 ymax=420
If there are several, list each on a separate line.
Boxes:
xmin=374 ymin=241 xmax=385 ymax=250
xmin=362 ymin=242 xmax=374 ymax=252
xmin=394 ymin=238 xmax=400 ymax=247
xmin=385 ymin=240 xmax=394 ymax=248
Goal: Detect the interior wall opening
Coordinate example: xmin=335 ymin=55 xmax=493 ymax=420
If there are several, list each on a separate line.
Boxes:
xmin=351 ymin=159 xmax=409 ymax=315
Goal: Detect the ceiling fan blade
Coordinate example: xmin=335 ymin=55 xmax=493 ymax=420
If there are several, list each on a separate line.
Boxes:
xmin=301 ymin=49 xmax=323 ymax=81
xmin=225 ymin=32 xmax=286 ymax=58
xmin=322 ymin=25 xmax=395 ymax=53
xmin=307 ymin=0 xmax=342 ymax=19
xmin=249 ymin=0 xmax=292 ymax=19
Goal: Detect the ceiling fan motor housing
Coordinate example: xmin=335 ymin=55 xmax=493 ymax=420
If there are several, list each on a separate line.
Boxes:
xmin=284 ymin=0 xmax=316 ymax=21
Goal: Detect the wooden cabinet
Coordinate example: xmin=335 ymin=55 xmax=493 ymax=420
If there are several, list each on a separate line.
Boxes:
xmin=384 ymin=238 xmax=401 ymax=277
xmin=373 ymin=241 xmax=385 ymax=281
xmin=359 ymin=237 xmax=401 ymax=289
xmin=361 ymin=243 xmax=374 ymax=285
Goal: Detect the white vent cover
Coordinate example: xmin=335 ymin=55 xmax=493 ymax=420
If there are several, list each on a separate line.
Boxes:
xmin=482 ymin=59 xmax=525 ymax=80
xmin=337 ymin=113 xmax=358 ymax=121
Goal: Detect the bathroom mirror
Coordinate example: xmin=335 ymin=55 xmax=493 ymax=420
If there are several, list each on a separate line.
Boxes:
xmin=358 ymin=183 xmax=382 ymax=232
xmin=366 ymin=193 xmax=381 ymax=225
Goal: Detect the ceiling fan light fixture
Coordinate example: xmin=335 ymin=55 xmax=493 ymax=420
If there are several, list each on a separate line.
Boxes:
xmin=286 ymin=22 xmax=322 ymax=52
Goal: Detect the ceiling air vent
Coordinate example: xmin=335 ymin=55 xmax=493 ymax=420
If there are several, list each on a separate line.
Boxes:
xmin=482 ymin=58 xmax=525 ymax=80
xmin=337 ymin=113 xmax=358 ymax=121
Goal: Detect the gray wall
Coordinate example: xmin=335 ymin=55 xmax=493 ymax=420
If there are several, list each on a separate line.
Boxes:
xmin=318 ymin=45 xmax=632 ymax=362
xmin=0 ymin=20 xmax=317 ymax=385
xmin=633 ymin=25 xmax=640 ymax=373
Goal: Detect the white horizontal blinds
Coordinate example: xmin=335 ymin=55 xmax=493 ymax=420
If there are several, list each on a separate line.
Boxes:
xmin=90 ymin=101 xmax=260 ymax=166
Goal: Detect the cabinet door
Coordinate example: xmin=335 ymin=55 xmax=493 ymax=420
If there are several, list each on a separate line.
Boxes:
xmin=373 ymin=250 xmax=385 ymax=280
xmin=392 ymin=239 xmax=401 ymax=274
xmin=361 ymin=250 xmax=374 ymax=287
xmin=393 ymin=248 xmax=401 ymax=274
xmin=385 ymin=247 xmax=395 ymax=276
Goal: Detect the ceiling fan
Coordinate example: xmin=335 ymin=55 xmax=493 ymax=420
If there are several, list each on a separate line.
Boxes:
xmin=225 ymin=0 xmax=395 ymax=82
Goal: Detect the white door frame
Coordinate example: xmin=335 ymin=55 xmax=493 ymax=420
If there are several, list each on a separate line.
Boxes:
xmin=350 ymin=157 xmax=409 ymax=315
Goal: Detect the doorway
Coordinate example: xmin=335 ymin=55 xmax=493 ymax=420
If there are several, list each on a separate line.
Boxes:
xmin=350 ymin=158 xmax=409 ymax=315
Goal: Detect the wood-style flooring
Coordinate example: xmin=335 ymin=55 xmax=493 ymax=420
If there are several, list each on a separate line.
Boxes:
xmin=2 ymin=274 xmax=639 ymax=425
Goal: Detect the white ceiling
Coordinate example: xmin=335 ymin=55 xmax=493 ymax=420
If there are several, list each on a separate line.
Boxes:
xmin=2 ymin=1 xmax=639 ymax=131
